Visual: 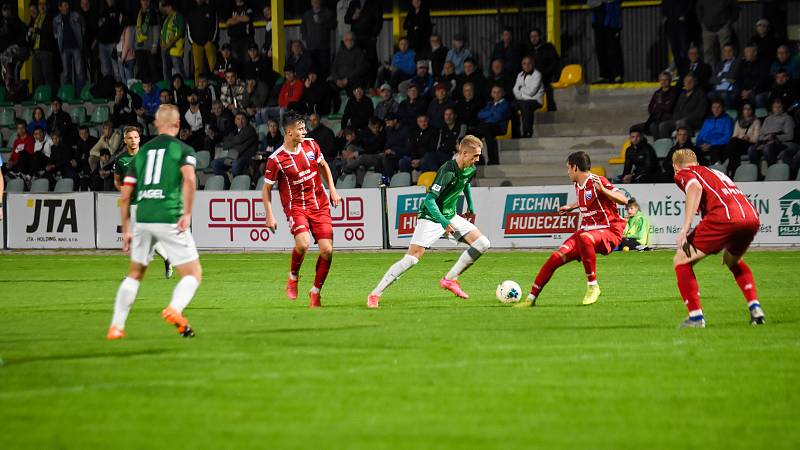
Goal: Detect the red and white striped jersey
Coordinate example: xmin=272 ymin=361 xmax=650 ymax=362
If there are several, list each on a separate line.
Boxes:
xmin=264 ymin=138 xmax=330 ymax=214
xmin=575 ymin=174 xmax=625 ymax=233
xmin=674 ymin=165 xmax=759 ymax=223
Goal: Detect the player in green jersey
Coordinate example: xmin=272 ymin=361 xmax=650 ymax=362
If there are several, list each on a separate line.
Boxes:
xmin=114 ymin=126 xmax=174 ymax=279
xmin=367 ymin=135 xmax=491 ymax=308
xmin=107 ymin=105 xmax=202 ymax=340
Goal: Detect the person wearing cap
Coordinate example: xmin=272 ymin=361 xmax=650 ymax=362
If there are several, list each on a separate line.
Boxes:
xmin=341 ymin=85 xmax=374 ymax=134
xmin=426 ymin=82 xmax=456 ymax=129
xmin=226 ymin=0 xmax=254 ymax=64
xmin=377 ymin=36 xmax=416 ymax=92
xmin=695 ymin=0 xmax=738 ymax=67
xmin=159 ymin=0 xmax=186 ymax=80
xmin=134 ymin=0 xmax=161 ymax=83
xmin=409 ymin=59 xmax=434 ymax=99
xmin=301 ymin=0 xmax=336 ymax=80
xmin=285 ymin=40 xmax=313 ymax=80
xmin=187 ymin=0 xmax=218 ymax=85
xmin=215 ymin=43 xmax=240 ymax=79
xmin=751 ymin=19 xmax=780 ymax=66
xmin=374 ymin=84 xmax=400 ymax=121
xmin=398 ymin=84 xmax=428 ymax=130
xmin=446 ymin=34 xmax=471 ymax=75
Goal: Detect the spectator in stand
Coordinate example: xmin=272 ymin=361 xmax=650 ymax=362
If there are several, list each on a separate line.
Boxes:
xmin=421 ymin=33 xmax=448 ymax=81
xmin=662 ymin=126 xmax=699 ymax=181
xmin=440 ymin=61 xmax=458 ymax=95
xmin=512 ymin=56 xmax=544 ymax=138
xmin=116 ymin=14 xmax=137 ymax=86
xmin=427 ymin=83 xmax=456 ymax=129
xmin=590 ymin=0 xmax=624 ymax=84
xmin=398 ymin=84 xmax=428 ymax=130
xmin=400 ymin=114 xmax=437 ymax=174
xmin=767 ymin=69 xmax=799 ymax=115
xmin=308 ymin=113 xmax=336 ymax=160
xmin=621 ymin=127 xmax=659 ymax=183
xmin=262 ymin=119 xmax=283 ymax=154
xmin=301 ymin=71 xmax=333 ymax=116
xmin=170 ymin=74 xmax=191 ymax=112
xmin=8 ymin=120 xmax=35 ymax=178
xmin=526 ymin=27 xmax=560 ymax=111
xmin=748 ymin=98 xmax=795 ymax=173
xmin=761 ymin=0 xmax=788 ymax=42
xmin=695 ymin=0 xmax=738 ymax=67
xmin=751 ymin=19 xmax=780 ymax=66
xmin=477 ymin=85 xmax=512 ymax=165
xmin=680 ymin=46 xmax=712 ymax=91
xmin=640 ymin=71 xmax=680 ymax=138
xmin=77 ymin=0 xmax=97 ymax=82
xmin=301 ymin=0 xmax=336 ymax=80
xmin=656 ymin=73 xmax=708 ymax=139
xmin=695 ymin=100 xmax=734 ymax=164
xmin=285 ymin=40 xmax=314 ymax=80
xmin=27 ymin=107 xmax=48 ymax=134
xmin=344 ymin=117 xmax=386 ymax=184
xmin=374 ymin=83 xmax=400 ymax=121
xmin=111 ymin=83 xmax=141 ymax=127
xmin=456 ymin=82 xmax=481 ymax=132
xmin=159 ymin=0 xmax=186 ymax=80
xmin=96 ymin=0 xmax=122 ymax=80
xmin=262 ymin=5 xmax=273 ymax=61
xmin=159 ymin=89 xmax=172 ymax=106
xmin=329 ymin=32 xmax=369 ymax=107
xmin=196 ymin=74 xmax=219 ymax=115
xmin=424 ymin=106 xmax=465 ymax=171
xmin=29 ymin=0 xmax=57 ymax=89
xmin=187 ymin=0 xmax=218 ymax=85
xmin=183 ymin=91 xmax=208 ymax=150
xmin=75 ymin=125 xmax=97 ymax=182
xmin=140 ymin=80 xmax=161 ymax=116
xmin=267 ymin=65 xmax=305 ymax=120
xmin=53 ymin=0 xmax=86 ymax=92
xmin=488 ymin=59 xmax=515 ymax=102
xmin=210 ymin=100 xmax=234 ymax=137
xmin=221 ymin=69 xmax=247 ymax=111
xmin=403 ymin=0 xmax=431 ymax=55
xmin=92 ymin=148 xmax=115 ymax=191
xmin=31 ymin=128 xmax=52 ymax=181
xmin=344 ymin=0 xmax=383 ymax=87
xmin=456 ymin=58 xmax=488 ymax=102
xmin=243 ymin=76 xmax=269 ymax=110
xmin=724 ymin=102 xmax=760 ymax=176
xmin=707 ymin=43 xmax=740 ymax=109
xmin=134 ymin=0 xmax=160 ymax=83
xmin=244 ymin=43 xmax=273 ymax=85
xmin=341 ymin=85 xmax=373 ymax=134
xmin=47 ymin=130 xmax=78 ymax=188
xmin=210 ymin=111 xmax=258 ymax=186
xmin=492 ymin=26 xmax=522 ymax=77
xmin=378 ymin=36 xmax=416 ymax=92
xmin=446 ymin=34 xmax=471 ymax=76
xmin=215 ymin=43 xmax=240 ymax=80
xmin=771 ymin=45 xmax=800 ymax=80
xmin=737 ymin=44 xmax=771 ymax=108
xmin=1 ymin=3 xmax=29 ymax=98
xmin=226 ymin=0 xmax=254 ymax=64
xmin=47 ymin=98 xmax=75 ymax=145
xmin=408 ymin=60 xmax=434 ymax=99
xmin=89 ymin=121 xmax=121 ymax=172
xmin=382 ymin=113 xmax=411 ymax=177
xmin=661 ymin=0 xmax=692 ymax=76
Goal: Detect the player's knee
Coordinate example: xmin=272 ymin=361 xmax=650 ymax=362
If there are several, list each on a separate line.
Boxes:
xmin=295 ymin=241 xmax=310 ymax=254
xmin=319 ymin=245 xmax=333 ymax=259
xmin=578 ymin=233 xmax=594 ymax=247
xmin=553 ymin=251 xmax=567 ymax=263
xmin=472 ymin=235 xmax=490 ymax=253
xmin=673 ymin=252 xmax=687 ymax=268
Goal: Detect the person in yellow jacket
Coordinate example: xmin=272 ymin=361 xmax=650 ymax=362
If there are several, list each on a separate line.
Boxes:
xmin=159 ymin=0 xmax=186 ymax=81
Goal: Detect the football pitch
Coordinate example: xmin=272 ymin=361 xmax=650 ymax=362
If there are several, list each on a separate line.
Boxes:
xmin=0 ymin=250 xmax=797 ymax=449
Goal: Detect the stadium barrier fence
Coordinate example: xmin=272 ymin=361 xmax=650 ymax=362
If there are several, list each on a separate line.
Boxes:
xmin=2 ymin=182 xmax=799 ymax=250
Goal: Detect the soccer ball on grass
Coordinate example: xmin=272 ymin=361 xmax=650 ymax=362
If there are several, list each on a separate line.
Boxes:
xmin=496 ymin=280 xmax=522 ymax=304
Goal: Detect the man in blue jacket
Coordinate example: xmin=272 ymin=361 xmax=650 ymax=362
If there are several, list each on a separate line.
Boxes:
xmin=477 ymin=85 xmax=511 ymax=165
xmin=378 ymin=36 xmax=416 ymax=92
xmin=695 ymin=99 xmax=734 ymax=165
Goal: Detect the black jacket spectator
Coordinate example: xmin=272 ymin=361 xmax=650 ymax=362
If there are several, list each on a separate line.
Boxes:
xmin=767 ymin=72 xmax=799 ymax=110
xmin=526 ymin=33 xmax=560 ymax=84
xmin=456 ymin=95 xmax=481 ymax=129
xmin=736 ymin=53 xmax=771 ymax=97
xmin=679 ymin=48 xmax=712 ymax=90
xmin=426 ymin=96 xmax=455 ymax=130
xmin=403 ymin=2 xmax=432 ymax=54
xmin=673 ymin=86 xmax=708 ymax=132
xmin=330 ymin=39 xmax=369 ymax=87
xmin=342 ymin=95 xmax=374 ymax=132
xmin=300 ymin=4 xmax=336 ymax=53
xmin=385 ymin=121 xmax=412 ymax=158
xmin=488 ymin=62 xmax=516 ymax=102
xmin=285 ymin=43 xmax=314 ymax=80
xmin=47 ymin=104 xmax=75 ymax=144
xmin=398 ymin=94 xmax=428 ymax=130
xmin=344 ymin=0 xmax=383 ymax=43
xmin=456 ymin=62 xmax=489 ymax=102
xmin=492 ymin=32 xmax=523 ymax=76
xmin=436 ymin=121 xmax=464 ymax=155
xmin=186 ymin=2 xmax=218 ymax=46
xmin=420 ymin=36 xmax=448 ymax=80
xmin=356 ymin=127 xmax=386 ymax=155
xmin=224 ymin=123 xmax=259 ymax=162
xmin=210 ymin=103 xmax=235 ymax=137
xmin=302 ymin=74 xmax=333 ymax=115
xmin=96 ymin=4 xmax=121 ymax=45
xmin=622 ymin=139 xmax=660 ymax=183
xmin=643 ymin=77 xmax=680 ymax=136
xmin=244 ymin=52 xmax=273 ymax=84
xmin=410 ymin=122 xmax=438 ymax=159
xmin=309 ymin=122 xmax=336 ymax=160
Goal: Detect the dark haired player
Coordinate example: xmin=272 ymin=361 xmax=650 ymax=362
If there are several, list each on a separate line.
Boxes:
xmin=261 ymin=111 xmax=341 ymax=308
xmin=517 ymin=151 xmax=628 ymax=307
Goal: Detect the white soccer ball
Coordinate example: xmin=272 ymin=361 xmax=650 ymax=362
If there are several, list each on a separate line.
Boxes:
xmin=496 ymin=280 xmax=523 ymax=304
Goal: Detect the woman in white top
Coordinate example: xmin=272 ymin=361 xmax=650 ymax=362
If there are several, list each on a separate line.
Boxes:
xmin=724 ymin=102 xmax=760 ymax=176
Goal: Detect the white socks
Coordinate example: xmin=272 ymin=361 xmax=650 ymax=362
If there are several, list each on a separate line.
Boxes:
xmin=111 ymin=277 xmax=140 ymax=329
xmin=169 ymin=276 xmax=200 ymax=314
xmin=445 ymin=235 xmax=491 ymax=281
xmin=372 ymin=254 xmax=419 ymax=295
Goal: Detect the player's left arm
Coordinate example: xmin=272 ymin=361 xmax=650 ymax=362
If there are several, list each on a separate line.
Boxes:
xmin=593 ymin=178 xmax=628 ymax=205
xmin=463 ymin=182 xmax=474 ymax=215
xmin=677 ymin=181 xmax=702 ymax=255
xmin=120 ymin=171 xmax=135 ymax=252
xmin=317 ymin=157 xmax=341 ymax=207
xmin=179 ymin=165 xmax=196 ymax=232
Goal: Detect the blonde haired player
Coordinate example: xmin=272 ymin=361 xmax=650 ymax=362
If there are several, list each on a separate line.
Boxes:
xmin=107 ymin=105 xmax=202 ymax=339
xmin=367 ymin=135 xmax=491 ymax=308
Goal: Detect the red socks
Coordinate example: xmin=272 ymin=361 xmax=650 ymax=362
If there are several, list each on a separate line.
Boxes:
xmin=314 ymin=256 xmax=332 ymax=290
xmin=729 ymin=260 xmax=758 ymax=303
xmin=675 ymin=263 xmax=701 ymax=314
xmin=577 ymin=234 xmax=598 ymax=283
xmin=290 ymin=248 xmax=305 ymax=277
xmin=531 ymin=252 xmax=567 ymax=297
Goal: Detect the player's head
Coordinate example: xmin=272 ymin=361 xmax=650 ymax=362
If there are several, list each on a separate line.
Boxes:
xmin=455 ymin=135 xmax=482 ymax=167
xmin=155 ymin=104 xmax=181 ymax=137
xmin=123 ymin=126 xmax=141 ymax=152
xmin=566 ymin=151 xmax=591 ymax=181
xmin=626 ymin=198 xmax=639 ymax=216
xmin=282 ymin=110 xmax=307 ymax=145
xmin=671 ymin=148 xmax=698 ymax=172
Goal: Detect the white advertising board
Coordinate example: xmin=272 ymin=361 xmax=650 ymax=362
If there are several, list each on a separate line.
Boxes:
xmin=6 ymin=193 xmax=96 ymax=248
xmin=96 ymin=193 xmax=124 ymax=249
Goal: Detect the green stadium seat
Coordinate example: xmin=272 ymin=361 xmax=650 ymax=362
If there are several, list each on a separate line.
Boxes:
xmin=54 ymin=178 xmax=74 ymax=192
xmin=69 ymin=106 xmax=88 ymax=125
xmin=335 ymin=174 xmax=356 ymax=189
xmin=129 ymin=82 xmax=144 ymax=97
xmin=764 ymin=163 xmax=789 ymax=181
xmin=57 ymin=84 xmax=79 ymax=104
xmin=327 ymin=95 xmax=348 ymax=120
xmin=755 ymin=107 xmax=768 ymax=119
xmin=733 ymin=163 xmax=758 ymax=182
xmin=22 ymin=107 xmax=35 ymax=124
xmin=6 ymin=178 xmax=25 ymax=192
xmin=156 ymin=80 xmax=170 ymax=92
xmin=30 ymin=178 xmax=51 ymax=193
xmin=389 ymin=172 xmax=411 ymax=187
xmin=204 ymin=175 xmax=225 ymax=190
xmin=80 ymin=84 xmax=94 ymax=102
xmin=230 ymin=175 xmax=251 ymax=191
xmin=23 ymin=85 xmax=52 ymax=106
xmin=361 ymin=172 xmax=383 ymax=188
xmin=0 ymin=86 xmax=12 ymax=107
xmin=184 ymin=79 xmax=195 ymax=88
xmin=255 ymin=176 xmax=265 ymax=191
xmin=90 ymin=106 xmax=111 ymax=125
xmin=194 ymin=150 xmax=210 ymax=171
xmin=0 ymin=108 xmax=16 ymax=128
xmin=653 ymin=138 xmax=673 ymax=158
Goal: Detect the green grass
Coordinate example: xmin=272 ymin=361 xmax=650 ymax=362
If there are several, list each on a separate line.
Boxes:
xmin=0 ymin=250 xmax=798 ymax=449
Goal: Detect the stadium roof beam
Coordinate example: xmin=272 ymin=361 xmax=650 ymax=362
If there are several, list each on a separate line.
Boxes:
xmin=271 ymin=0 xmax=285 ymax=73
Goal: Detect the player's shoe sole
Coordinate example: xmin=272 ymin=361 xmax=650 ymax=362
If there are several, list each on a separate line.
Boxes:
xmin=513 ymin=299 xmax=536 ymax=308
xmin=106 ymin=325 xmax=125 ymax=340
xmin=367 ymin=294 xmax=380 ymax=309
xmin=439 ymin=278 xmax=469 ymax=299
xmin=581 ymin=285 xmax=601 ymax=305
xmin=750 ymin=306 xmax=766 ymax=325
xmin=286 ymin=277 xmax=299 ymax=300
xmin=164 ymin=259 xmax=173 ymax=279
xmin=309 ymin=291 xmax=322 ymax=308
xmin=161 ymin=307 xmax=195 ymax=337
xmin=679 ymin=317 xmax=706 ymax=328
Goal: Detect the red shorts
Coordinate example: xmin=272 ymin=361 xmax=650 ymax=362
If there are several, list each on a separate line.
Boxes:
xmin=688 ymin=219 xmax=759 ymax=256
xmin=288 ymin=209 xmax=333 ymax=241
xmin=559 ymin=228 xmax=623 ymax=260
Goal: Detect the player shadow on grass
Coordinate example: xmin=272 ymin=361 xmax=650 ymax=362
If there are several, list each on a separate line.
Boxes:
xmin=2 ymin=348 xmax=171 ymax=366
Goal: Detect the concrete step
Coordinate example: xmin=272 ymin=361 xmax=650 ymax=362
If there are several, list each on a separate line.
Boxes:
xmin=533 ymin=121 xmax=635 ymax=137
xmin=499 ymin=135 xmax=624 ymax=152
xmin=534 ymin=109 xmax=646 ymax=125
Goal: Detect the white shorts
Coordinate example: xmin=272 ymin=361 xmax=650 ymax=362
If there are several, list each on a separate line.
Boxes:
xmin=409 ymin=216 xmax=477 ymax=248
xmin=131 ymin=222 xmax=199 ymax=267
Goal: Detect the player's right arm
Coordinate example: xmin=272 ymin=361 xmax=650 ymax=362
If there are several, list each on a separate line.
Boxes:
xmin=676 ymin=172 xmax=703 ymax=255
xmin=424 ymin=169 xmax=455 ymax=232
xmin=558 ymin=203 xmax=578 ymax=214
xmin=120 ymin=167 xmax=137 ymax=253
xmin=178 ymin=165 xmax=196 ymax=232
xmin=262 ymin=156 xmax=280 ymax=232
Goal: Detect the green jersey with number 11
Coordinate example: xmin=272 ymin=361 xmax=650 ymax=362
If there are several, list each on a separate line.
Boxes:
xmin=124 ymin=135 xmax=196 ymax=224
xmin=418 ymin=160 xmax=476 ymax=226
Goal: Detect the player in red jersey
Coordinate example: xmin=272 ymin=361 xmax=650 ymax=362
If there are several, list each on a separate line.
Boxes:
xmin=516 ymin=151 xmax=628 ymax=308
xmin=671 ymin=149 xmax=765 ymax=328
xmin=262 ymin=111 xmax=341 ymax=308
